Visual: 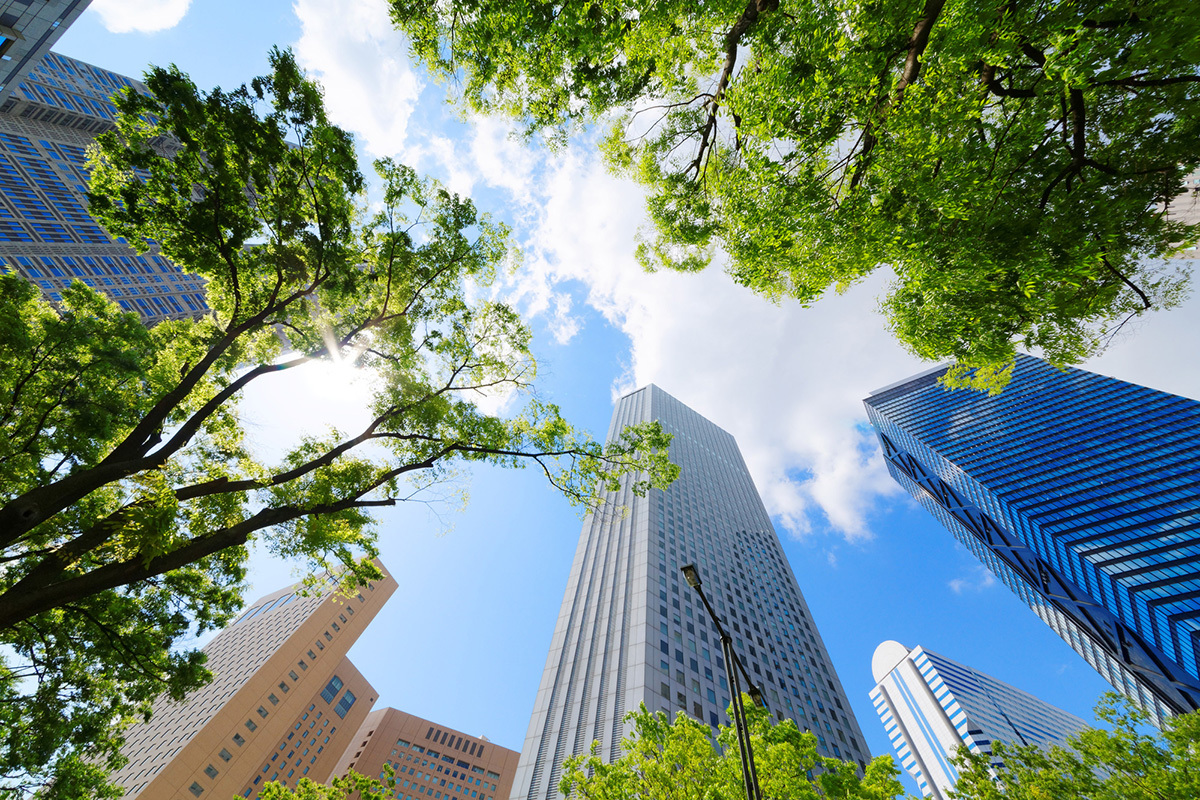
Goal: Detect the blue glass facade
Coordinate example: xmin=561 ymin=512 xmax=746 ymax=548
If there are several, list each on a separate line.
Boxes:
xmin=0 ymin=51 xmax=208 ymax=323
xmin=865 ymin=355 xmax=1200 ymax=724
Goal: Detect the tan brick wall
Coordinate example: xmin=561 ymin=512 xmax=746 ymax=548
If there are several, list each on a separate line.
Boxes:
xmin=113 ymin=564 xmax=397 ymax=799
xmin=333 ymin=708 xmax=520 ymax=800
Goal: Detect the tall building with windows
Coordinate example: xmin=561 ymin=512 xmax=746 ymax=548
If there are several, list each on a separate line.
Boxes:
xmin=110 ymin=565 xmax=397 ymax=800
xmin=864 ymin=354 xmax=1200 ymax=725
xmin=511 ymin=385 xmax=869 ymax=800
xmin=0 ymin=0 xmax=92 ymax=102
xmin=0 ymin=49 xmax=210 ymax=323
xmin=1169 ymin=167 xmax=1200 ymax=260
xmin=332 ymin=708 xmax=519 ymax=800
xmin=870 ymin=641 xmax=1088 ymax=800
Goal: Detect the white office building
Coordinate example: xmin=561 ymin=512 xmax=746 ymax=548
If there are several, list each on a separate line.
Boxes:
xmin=870 ymin=640 xmax=1088 ymax=799
xmin=511 ymin=385 xmax=868 ymax=800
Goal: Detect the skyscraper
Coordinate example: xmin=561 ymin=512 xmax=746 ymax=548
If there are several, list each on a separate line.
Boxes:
xmin=332 ymin=708 xmax=519 ymax=800
xmin=0 ymin=0 xmax=92 ymax=103
xmin=1170 ymin=167 xmax=1200 ymax=260
xmin=864 ymin=354 xmax=1200 ymax=724
xmin=110 ymin=565 xmax=397 ymax=799
xmin=511 ymin=385 xmax=869 ymax=800
xmin=0 ymin=49 xmax=210 ymax=324
xmin=870 ymin=640 xmax=1088 ymax=800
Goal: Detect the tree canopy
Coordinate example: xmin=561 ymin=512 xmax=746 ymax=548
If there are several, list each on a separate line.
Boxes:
xmin=0 ymin=48 xmax=676 ymax=798
xmin=559 ymin=701 xmax=904 ymax=800
xmin=390 ymin=0 xmax=1199 ymax=390
xmin=951 ymin=694 xmax=1200 ymax=800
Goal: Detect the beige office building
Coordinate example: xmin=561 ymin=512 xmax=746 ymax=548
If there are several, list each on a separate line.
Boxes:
xmin=111 ymin=564 xmax=398 ymax=800
xmin=333 ymin=708 xmax=518 ymax=800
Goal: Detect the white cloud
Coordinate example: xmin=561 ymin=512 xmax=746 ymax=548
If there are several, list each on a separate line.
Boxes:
xmin=469 ymin=116 xmax=538 ymax=206
xmin=89 ymin=0 xmax=191 ymax=33
xmin=502 ymin=144 xmax=1200 ymax=542
xmin=280 ymin=4 xmax=1200 ymax=546
xmin=501 ymin=147 xmax=927 ymax=541
xmin=292 ymin=0 xmax=423 ymax=158
xmin=948 ymin=566 xmax=998 ymax=594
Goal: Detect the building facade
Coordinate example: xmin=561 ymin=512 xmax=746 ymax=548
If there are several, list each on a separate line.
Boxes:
xmin=870 ymin=641 xmax=1088 ymax=800
xmin=0 ymin=49 xmax=210 ymax=323
xmin=333 ymin=708 xmax=519 ymax=800
xmin=111 ymin=566 xmax=398 ymax=800
xmin=1168 ymin=167 xmax=1200 ymax=260
xmin=511 ymin=385 xmax=869 ymax=800
xmin=864 ymin=355 xmax=1200 ymax=724
xmin=0 ymin=0 xmax=92 ymax=102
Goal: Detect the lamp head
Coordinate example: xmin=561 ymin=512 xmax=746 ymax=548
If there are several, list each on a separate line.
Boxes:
xmin=748 ymin=686 xmax=765 ymax=707
xmin=681 ymin=563 xmax=702 ymax=589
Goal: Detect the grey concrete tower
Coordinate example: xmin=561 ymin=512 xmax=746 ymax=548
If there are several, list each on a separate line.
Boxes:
xmin=511 ymin=385 xmax=868 ymax=800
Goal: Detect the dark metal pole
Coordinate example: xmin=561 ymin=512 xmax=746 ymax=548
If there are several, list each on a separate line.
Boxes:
xmin=682 ymin=565 xmax=763 ymax=800
xmin=722 ymin=632 xmax=758 ymax=800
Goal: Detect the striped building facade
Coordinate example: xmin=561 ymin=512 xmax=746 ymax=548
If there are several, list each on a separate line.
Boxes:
xmin=870 ymin=641 xmax=1087 ymax=799
xmin=865 ymin=355 xmax=1200 ymax=724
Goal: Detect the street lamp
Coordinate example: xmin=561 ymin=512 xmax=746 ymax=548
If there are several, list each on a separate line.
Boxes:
xmin=681 ymin=564 xmax=763 ymax=800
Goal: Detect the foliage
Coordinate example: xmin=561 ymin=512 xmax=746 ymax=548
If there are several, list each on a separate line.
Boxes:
xmin=951 ymin=693 xmax=1200 ymax=800
xmin=257 ymin=768 xmax=397 ymax=800
xmin=0 ymin=48 xmax=676 ymax=798
xmin=390 ymin=0 xmax=1199 ymax=390
xmin=559 ymin=701 xmax=904 ymax=800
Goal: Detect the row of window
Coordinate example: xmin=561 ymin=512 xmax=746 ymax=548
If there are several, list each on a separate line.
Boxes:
xmin=193 ymin=593 xmax=369 ymax=798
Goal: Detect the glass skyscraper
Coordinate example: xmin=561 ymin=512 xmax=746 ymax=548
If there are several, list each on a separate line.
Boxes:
xmin=870 ymin=641 xmax=1088 ymax=800
xmin=511 ymin=385 xmax=868 ymax=800
xmin=0 ymin=0 xmax=92 ymax=103
xmin=864 ymin=354 xmax=1200 ymax=724
xmin=0 ymin=50 xmax=209 ymax=323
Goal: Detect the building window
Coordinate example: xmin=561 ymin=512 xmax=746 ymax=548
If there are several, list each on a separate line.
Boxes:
xmin=321 ymin=676 xmax=344 ymax=703
xmin=335 ymin=691 xmax=357 ymax=719
xmin=268 ymin=694 xmax=279 ymax=705
xmin=219 ymin=749 xmax=232 ymax=762
xmin=233 ymin=734 xmax=245 ymax=746
xmin=204 ymin=765 xmax=219 ymax=779
xmin=246 ymin=720 xmax=258 ymax=732
xmin=258 ymin=706 xmax=269 ymax=717
xmin=189 ymin=783 xmax=204 ymax=797
xmin=279 ymin=681 xmax=290 ymax=693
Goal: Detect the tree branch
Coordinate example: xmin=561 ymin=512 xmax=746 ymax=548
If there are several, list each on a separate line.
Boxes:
xmin=849 ymin=0 xmax=946 ymax=190
xmin=687 ymin=0 xmax=780 ymax=180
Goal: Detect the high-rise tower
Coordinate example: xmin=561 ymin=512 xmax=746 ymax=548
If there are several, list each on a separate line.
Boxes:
xmin=511 ymin=385 xmax=869 ymax=800
xmin=110 ymin=565 xmax=397 ymax=800
xmin=0 ymin=50 xmax=210 ymax=324
xmin=864 ymin=355 xmax=1200 ymax=725
xmin=332 ymin=707 xmax=520 ymax=800
xmin=0 ymin=0 xmax=92 ymax=103
xmin=870 ymin=641 xmax=1088 ymax=800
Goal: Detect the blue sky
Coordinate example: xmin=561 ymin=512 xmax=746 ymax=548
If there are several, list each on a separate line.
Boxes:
xmin=62 ymin=1 xmax=1200 ymax=793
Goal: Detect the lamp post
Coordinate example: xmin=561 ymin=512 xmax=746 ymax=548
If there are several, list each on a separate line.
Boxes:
xmin=681 ymin=564 xmax=763 ymax=800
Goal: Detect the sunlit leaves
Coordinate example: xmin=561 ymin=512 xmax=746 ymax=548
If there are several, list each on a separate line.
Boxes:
xmin=391 ymin=0 xmax=1200 ymax=389
xmin=559 ymin=701 xmax=903 ymax=800
xmin=952 ymin=694 xmax=1200 ymax=800
xmin=0 ymin=48 xmax=677 ymax=798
